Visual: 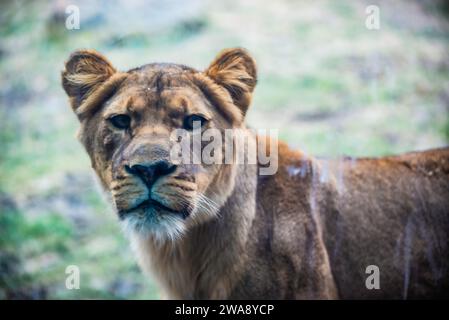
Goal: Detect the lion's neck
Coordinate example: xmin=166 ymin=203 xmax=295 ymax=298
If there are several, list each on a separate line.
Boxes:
xmin=131 ymin=163 xmax=258 ymax=299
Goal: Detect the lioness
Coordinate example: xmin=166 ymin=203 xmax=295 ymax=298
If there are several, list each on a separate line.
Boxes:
xmin=62 ymin=48 xmax=449 ymax=299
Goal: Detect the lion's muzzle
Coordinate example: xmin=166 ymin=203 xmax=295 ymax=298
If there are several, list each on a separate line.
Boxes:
xmin=125 ymin=160 xmax=177 ymax=189
xmin=111 ymin=136 xmax=196 ymax=225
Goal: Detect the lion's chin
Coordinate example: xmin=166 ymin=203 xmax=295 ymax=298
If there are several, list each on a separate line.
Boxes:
xmin=119 ymin=201 xmax=189 ymax=243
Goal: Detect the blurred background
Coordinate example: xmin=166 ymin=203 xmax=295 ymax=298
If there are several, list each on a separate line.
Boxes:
xmin=0 ymin=0 xmax=448 ymax=299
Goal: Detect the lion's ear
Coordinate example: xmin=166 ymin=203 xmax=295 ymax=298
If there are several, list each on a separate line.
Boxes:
xmin=62 ymin=50 xmax=116 ymax=112
xmin=205 ymin=48 xmax=257 ymax=115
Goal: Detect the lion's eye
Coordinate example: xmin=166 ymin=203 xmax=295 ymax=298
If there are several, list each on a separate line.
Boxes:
xmin=109 ymin=114 xmax=131 ymax=129
xmin=184 ymin=114 xmax=208 ymax=130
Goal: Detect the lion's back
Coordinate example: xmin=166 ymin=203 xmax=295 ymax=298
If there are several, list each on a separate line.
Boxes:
xmin=326 ymin=147 xmax=449 ymax=298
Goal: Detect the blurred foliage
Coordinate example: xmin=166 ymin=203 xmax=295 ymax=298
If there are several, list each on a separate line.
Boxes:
xmin=0 ymin=0 xmax=448 ymax=299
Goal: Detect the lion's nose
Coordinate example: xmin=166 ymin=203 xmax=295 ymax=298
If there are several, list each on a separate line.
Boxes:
xmin=125 ymin=160 xmax=177 ymax=187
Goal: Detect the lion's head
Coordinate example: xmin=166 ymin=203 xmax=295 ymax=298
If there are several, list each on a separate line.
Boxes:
xmin=62 ymin=48 xmax=257 ymax=242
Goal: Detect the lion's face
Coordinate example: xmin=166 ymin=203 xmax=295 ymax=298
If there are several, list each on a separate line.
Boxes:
xmin=88 ymin=69 xmax=234 ymax=241
xmin=62 ymin=49 xmax=257 ymax=242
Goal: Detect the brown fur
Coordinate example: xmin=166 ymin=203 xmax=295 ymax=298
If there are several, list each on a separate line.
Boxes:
xmin=62 ymin=48 xmax=449 ymax=299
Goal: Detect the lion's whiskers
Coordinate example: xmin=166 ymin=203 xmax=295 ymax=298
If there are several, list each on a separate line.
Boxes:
xmin=196 ymin=193 xmax=221 ymax=217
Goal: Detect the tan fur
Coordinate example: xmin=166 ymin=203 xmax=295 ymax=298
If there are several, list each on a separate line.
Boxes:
xmin=62 ymin=48 xmax=449 ymax=299
xmin=205 ymin=48 xmax=257 ymax=114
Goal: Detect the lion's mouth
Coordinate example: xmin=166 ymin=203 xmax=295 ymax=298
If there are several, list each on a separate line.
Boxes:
xmin=121 ymin=198 xmax=190 ymax=220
